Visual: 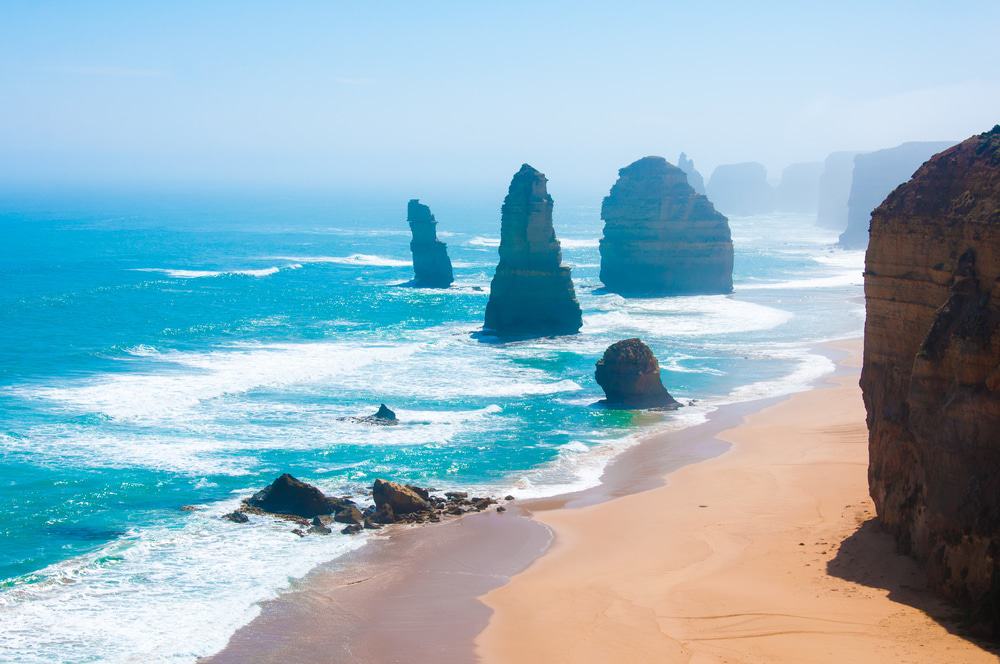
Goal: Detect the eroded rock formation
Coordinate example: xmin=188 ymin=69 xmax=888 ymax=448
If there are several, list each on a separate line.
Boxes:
xmin=863 ymin=125 xmax=1000 ymax=633
xmin=707 ymin=161 xmax=774 ymax=216
xmin=407 ymin=199 xmax=454 ymax=287
xmin=816 ymin=151 xmax=859 ymax=231
xmin=595 ymin=338 xmax=679 ymax=409
xmin=839 ymin=141 xmax=956 ymax=248
xmin=776 ymin=161 xmax=823 ymax=213
xmin=677 ymin=152 xmax=706 ymax=195
xmin=483 ymin=164 xmax=583 ymax=338
xmin=599 ymin=156 xmax=733 ymax=295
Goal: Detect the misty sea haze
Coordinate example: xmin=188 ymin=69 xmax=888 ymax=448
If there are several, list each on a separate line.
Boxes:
xmin=0 ymin=196 xmax=864 ymax=662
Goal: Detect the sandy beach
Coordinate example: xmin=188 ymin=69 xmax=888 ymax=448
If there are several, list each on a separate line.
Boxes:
xmin=477 ymin=339 xmax=996 ymax=663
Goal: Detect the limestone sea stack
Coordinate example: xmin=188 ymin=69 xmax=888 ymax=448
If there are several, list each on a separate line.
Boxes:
xmin=677 ymin=152 xmax=706 ymax=195
xmin=595 ymin=338 xmax=679 ymax=409
xmin=706 ymin=161 xmax=774 ymax=216
xmin=599 ymin=156 xmax=733 ymax=295
xmin=838 ymin=140 xmax=956 ymax=248
xmin=407 ymin=199 xmax=453 ymax=287
xmin=816 ymin=151 xmax=859 ymax=231
xmin=482 ymin=164 xmax=583 ymax=338
xmin=862 ymin=125 xmax=1000 ymax=633
xmin=775 ymin=161 xmax=823 ymax=213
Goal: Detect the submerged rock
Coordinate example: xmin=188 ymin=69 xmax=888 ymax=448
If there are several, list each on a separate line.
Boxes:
xmin=863 ymin=125 xmax=1000 ymax=634
xmin=482 ymin=164 xmax=583 ymax=338
xmin=245 ymin=473 xmax=349 ymax=519
xmin=595 ymin=338 xmax=679 ymax=409
xmin=706 ymin=162 xmax=774 ymax=216
xmin=599 ymin=156 xmax=733 ymax=295
xmin=677 ymin=152 xmax=706 ymax=195
xmin=816 ymin=151 xmax=859 ymax=231
xmin=839 ymin=140 xmax=956 ymax=248
xmin=407 ymin=199 xmax=454 ymax=287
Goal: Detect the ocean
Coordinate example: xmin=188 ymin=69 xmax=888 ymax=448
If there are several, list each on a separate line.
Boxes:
xmin=0 ymin=194 xmax=864 ymax=662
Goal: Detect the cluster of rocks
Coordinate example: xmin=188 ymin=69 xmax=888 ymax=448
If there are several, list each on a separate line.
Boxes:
xmin=482 ymin=164 xmax=583 ymax=338
xmin=341 ymin=403 xmax=398 ymax=425
xmin=862 ymin=125 xmax=1000 ymax=634
xmin=407 ymin=199 xmax=454 ymax=288
xmin=599 ymin=156 xmax=733 ymax=295
xmin=223 ymin=474 xmax=512 ymax=536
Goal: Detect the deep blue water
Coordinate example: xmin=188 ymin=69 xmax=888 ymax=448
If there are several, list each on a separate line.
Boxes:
xmin=0 ymin=196 xmax=864 ymax=662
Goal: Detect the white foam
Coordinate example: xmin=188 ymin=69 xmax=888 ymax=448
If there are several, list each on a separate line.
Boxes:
xmin=270 ymin=254 xmax=411 ymax=267
xmin=0 ymin=500 xmax=369 ymax=664
xmin=467 ymin=236 xmax=499 ymax=247
xmin=132 ymin=265 xmax=300 ymax=279
xmin=583 ymin=295 xmax=793 ymax=337
xmin=736 ymin=272 xmax=863 ymax=290
xmin=558 ymin=237 xmax=600 ymax=249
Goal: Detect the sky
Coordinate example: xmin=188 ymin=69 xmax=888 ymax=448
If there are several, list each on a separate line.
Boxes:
xmin=1 ymin=1 xmax=998 ymax=205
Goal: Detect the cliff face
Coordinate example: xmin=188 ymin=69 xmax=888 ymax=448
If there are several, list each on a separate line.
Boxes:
xmin=595 ymin=338 xmax=679 ymax=409
xmin=483 ymin=164 xmax=583 ymax=338
xmin=863 ymin=126 xmax=1000 ymax=633
xmin=816 ymin=151 xmax=859 ymax=231
xmin=599 ymin=156 xmax=733 ymax=295
xmin=407 ymin=199 xmax=454 ymax=287
xmin=839 ymin=141 xmax=956 ymax=248
xmin=677 ymin=152 xmax=706 ymax=195
xmin=775 ymin=161 xmax=823 ymax=213
xmin=706 ymin=162 xmax=774 ymax=216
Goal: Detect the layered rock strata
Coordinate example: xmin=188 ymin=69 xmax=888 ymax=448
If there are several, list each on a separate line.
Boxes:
xmin=599 ymin=156 xmax=733 ymax=295
xmin=706 ymin=161 xmax=774 ymax=216
xmin=816 ymin=151 xmax=859 ymax=231
xmin=677 ymin=152 xmax=706 ymax=195
xmin=862 ymin=125 xmax=1000 ymax=633
xmin=595 ymin=338 xmax=679 ymax=409
xmin=407 ymin=199 xmax=453 ymax=287
xmin=483 ymin=164 xmax=583 ymax=338
xmin=839 ymin=141 xmax=956 ymax=248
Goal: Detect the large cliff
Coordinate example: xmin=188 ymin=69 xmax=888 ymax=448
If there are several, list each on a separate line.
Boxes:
xmin=407 ymin=199 xmax=453 ymax=287
xmin=677 ymin=152 xmax=706 ymax=195
xmin=839 ymin=141 xmax=956 ymax=248
xmin=816 ymin=151 xmax=859 ymax=231
xmin=599 ymin=156 xmax=733 ymax=295
xmin=862 ymin=125 xmax=1000 ymax=633
xmin=775 ymin=161 xmax=823 ymax=213
xmin=706 ymin=161 xmax=774 ymax=216
xmin=483 ymin=164 xmax=583 ymax=338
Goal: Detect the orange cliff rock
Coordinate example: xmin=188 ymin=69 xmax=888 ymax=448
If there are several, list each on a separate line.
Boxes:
xmin=862 ymin=125 xmax=1000 ymax=634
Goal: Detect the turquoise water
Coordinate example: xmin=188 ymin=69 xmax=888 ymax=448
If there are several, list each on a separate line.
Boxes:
xmin=0 ymin=196 xmax=864 ymax=662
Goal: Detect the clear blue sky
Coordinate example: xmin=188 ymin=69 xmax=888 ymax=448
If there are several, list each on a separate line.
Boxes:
xmin=2 ymin=1 xmax=997 ymax=201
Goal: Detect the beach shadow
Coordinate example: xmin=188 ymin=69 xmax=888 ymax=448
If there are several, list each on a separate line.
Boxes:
xmin=827 ymin=518 xmax=999 ymax=654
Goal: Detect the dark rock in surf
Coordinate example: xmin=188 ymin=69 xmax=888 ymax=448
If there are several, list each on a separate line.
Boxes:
xmin=245 ymin=473 xmax=349 ymax=519
xmin=595 ymin=338 xmax=680 ymax=409
xmin=345 ymin=403 xmax=399 ymax=425
xmin=407 ymin=199 xmax=454 ymax=287
xmin=599 ymin=156 xmax=733 ymax=295
xmin=482 ymin=164 xmax=583 ymax=338
xmin=222 ymin=511 xmax=249 ymax=524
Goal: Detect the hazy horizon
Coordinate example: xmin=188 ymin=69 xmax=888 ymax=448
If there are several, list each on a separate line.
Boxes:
xmin=3 ymin=1 xmax=998 ymax=203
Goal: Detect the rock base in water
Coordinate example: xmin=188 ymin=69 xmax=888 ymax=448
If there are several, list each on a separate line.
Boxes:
xmin=595 ymin=338 xmax=680 ymax=409
xmin=483 ymin=164 xmax=582 ymax=338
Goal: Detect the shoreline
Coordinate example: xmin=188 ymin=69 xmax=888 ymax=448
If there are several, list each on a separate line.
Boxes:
xmin=204 ymin=340 xmax=859 ymax=663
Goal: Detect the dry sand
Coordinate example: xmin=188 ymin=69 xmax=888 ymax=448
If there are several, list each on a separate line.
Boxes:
xmin=477 ymin=340 xmax=996 ymax=663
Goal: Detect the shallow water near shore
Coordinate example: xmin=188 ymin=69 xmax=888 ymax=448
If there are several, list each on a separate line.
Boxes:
xmin=0 ymin=198 xmax=864 ymax=662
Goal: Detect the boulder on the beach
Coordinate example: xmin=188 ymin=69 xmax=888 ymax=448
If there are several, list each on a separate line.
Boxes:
xmin=372 ymin=478 xmax=431 ymax=515
xmin=245 ymin=473 xmax=348 ymax=519
xmin=595 ymin=338 xmax=680 ymax=409
xmin=334 ymin=505 xmax=365 ymax=526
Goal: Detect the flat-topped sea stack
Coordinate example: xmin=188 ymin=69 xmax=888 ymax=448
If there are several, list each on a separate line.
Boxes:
xmin=839 ymin=140 xmax=956 ymax=248
xmin=816 ymin=151 xmax=859 ymax=231
xmin=775 ymin=161 xmax=823 ymax=213
xmin=862 ymin=125 xmax=1000 ymax=633
xmin=407 ymin=199 xmax=453 ymax=287
xmin=707 ymin=161 xmax=775 ymax=216
xmin=595 ymin=338 xmax=679 ymax=409
xmin=482 ymin=164 xmax=583 ymax=338
xmin=599 ymin=156 xmax=733 ymax=295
